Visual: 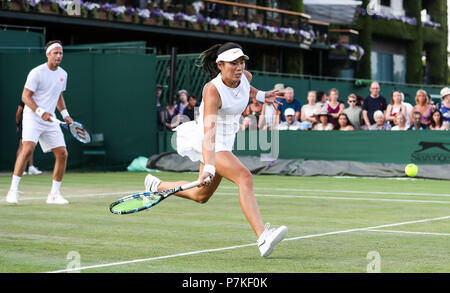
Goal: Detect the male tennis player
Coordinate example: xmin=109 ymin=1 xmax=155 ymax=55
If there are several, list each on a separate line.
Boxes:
xmin=6 ymin=40 xmax=73 ymax=205
xmin=145 ymin=42 xmax=288 ymax=257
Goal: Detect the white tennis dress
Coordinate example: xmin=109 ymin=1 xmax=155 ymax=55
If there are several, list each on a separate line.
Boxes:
xmin=175 ymin=73 xmax=250 ymax=162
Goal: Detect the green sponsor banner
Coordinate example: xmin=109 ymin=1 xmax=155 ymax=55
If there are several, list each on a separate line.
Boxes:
xmin=160 ymin=130 xmax=450 ymax=165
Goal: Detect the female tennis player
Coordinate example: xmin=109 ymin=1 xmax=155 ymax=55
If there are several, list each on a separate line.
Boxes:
xmin=145 ymin=42 xmax=287 ymax=257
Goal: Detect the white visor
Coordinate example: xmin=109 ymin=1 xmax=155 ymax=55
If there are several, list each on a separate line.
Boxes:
xmin=216 ymin=48 xmax=249 ymax=63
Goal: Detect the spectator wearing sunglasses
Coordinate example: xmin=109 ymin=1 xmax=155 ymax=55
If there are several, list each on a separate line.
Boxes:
xmin=343 ymin=93 xmax=363 ymax=130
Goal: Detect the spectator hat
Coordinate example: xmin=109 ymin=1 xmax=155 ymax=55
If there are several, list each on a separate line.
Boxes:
xmin=156 ymin=84 xmax=163 ymax=89
xmin=440 ymin=87 xmax=450 ymax=99
xmin=273 ymin=83 xmax=285 ymax=91
xmin=314 ymin=109 xmax=331 ymax=118
xmin=284 ymin=108 xmax=295 ymax=117
xmin=178 ymin=89 xmax=188 ymax=95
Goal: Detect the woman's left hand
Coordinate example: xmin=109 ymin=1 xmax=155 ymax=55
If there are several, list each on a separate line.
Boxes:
xmin=264 ymin=90 xmax=285 ymax=106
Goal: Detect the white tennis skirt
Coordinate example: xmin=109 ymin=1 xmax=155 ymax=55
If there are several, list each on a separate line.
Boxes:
xmin=174 ymin=121 xmax=236 ymax=163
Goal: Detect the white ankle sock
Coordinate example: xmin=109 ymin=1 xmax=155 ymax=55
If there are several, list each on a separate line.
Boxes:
xmin=10 ymin=175 xmax=21 ymax=191
xmin=50 ymin=180 xmax=62 ymax=194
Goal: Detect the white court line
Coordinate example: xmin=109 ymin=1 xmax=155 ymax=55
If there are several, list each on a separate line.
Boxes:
xmin=214 ymin=192 xmax=450 ymax=205
xmin=366 ymin=229 xmax=450 ymax=236
xmin=46 ymin=215 xmax=450 ymax=273
xmin=220 ymin=186 xmax=450 ymax=197
xmin=6 ymin=190 xmax=450 ymax=205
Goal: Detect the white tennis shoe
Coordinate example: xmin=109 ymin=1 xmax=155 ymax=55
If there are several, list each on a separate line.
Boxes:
xmin=144 ymin=174 xmax=161 ymax=193
xmin=28 ymin=166 xmax=43 ymax=175
xmin=46 ymin=193 xmax=69 ymax=204
xmin=257 ymin=223 xmax=288 ymax=257
xmin=6 ymin=189 xmax=19 ymax=204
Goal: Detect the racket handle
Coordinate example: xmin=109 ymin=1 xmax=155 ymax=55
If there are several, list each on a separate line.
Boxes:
xmin=180 ymin=177 xmax=212 ymax=190
xmin=49 ymin=116 xmax=64 ymax=124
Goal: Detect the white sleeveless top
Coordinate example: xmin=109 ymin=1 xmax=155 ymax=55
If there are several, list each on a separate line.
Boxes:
xmin=198 ymin=73 xmax=250 ymax=136
xmin=174 ymin=73 xmax=250 ymax=162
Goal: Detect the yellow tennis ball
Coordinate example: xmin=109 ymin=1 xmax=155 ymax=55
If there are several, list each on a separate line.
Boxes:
xmin=405 ymin=163 xmax=418 ymax=177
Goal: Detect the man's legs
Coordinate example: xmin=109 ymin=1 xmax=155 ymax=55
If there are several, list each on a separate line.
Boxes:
xmin=46 ymin=146 xmax=69 ymax=204
xmin=6 ymin=141 xmax=37 ymax=203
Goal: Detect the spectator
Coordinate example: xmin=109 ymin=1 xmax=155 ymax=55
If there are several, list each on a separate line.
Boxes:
xmin=176 ymin=89 xmax=189 ymax=114
xmin=244 ymin=96 xmax=263 ymax=124
xmin=312 ymin=110 xmax=334 ymax=131
xmin=401 ymin=92 xmax=414 ymax=127
xmin=411 ymin=89 xmax=432 ymax=127
xmin=156 ymin=84 xmax=164 ymax=131
xmin=300 ymin=90 xmax=321 ymax=129
xmin=440 ymin=87 xmax=450 ymax=128
xmin=385 ymin=90 xmax=407 ymax=127
xmin=370 ymin=110 xmax=391 ymax=130
xmin=278 ymin=108 xmax=303 ymax=130
xmin=391 ymin=113 xmax=408 ymax=131
xmin=356 ymin=95 xmax=364 ymax=107
xmin=408 ymin=111 xmax=427 ymax=130
xmin=429 ymin=110 xmax=446 ymax=130
xmin=277 ymin=87 xmax=301 ymax=122
xmin=240 ymin=115 xmax=257 ymax=130
xmin=316 ymin=90 xmax=327 ymax=108
xmin=164 ymin=100 xmax=180 ymax=131
xmin=335 ymin=113 xmax=354 ymax=131
xmin=182 ymin=94 xmax=198 ymax=121
xmin=362 ymin=81 xmax=387 ymax=129
xmin=343 ymin=93 xmax=362 ymax=130
xmin=258 ymin=100 xmax=279 ymax=130
xmin=325 ymin=88 xmax=344 ymax=127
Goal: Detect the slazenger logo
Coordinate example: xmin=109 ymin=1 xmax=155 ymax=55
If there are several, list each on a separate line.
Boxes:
xmin=411 ymin=141 xmax=450 ymax=163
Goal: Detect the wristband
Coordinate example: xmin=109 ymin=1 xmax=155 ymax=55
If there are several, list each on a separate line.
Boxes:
xmin=203 ymin=164 xmax=216 ymax=177
xmin=35 ymin=107 xmax=46 ymax=117
xmin=60 ymin=109 xmax=69 ymax=119
xmin=256 ymin=90 xmax=266 ymax=103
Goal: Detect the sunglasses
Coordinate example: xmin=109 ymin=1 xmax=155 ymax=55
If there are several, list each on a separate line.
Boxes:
xmin=348 ymin=100 xmax=356 ymax=103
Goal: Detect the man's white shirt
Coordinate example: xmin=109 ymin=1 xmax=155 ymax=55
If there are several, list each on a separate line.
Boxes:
xmin=278 ymin=120 xmax=302 ymax=130
xmin=23 ymin=63 xmax=67 ymax=120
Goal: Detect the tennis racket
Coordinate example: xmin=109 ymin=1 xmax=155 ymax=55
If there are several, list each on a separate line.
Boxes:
xmin=51 ymin=117 xmax=92 ymax=144
xmin=109 ymin=178 xmax=211 ymax=215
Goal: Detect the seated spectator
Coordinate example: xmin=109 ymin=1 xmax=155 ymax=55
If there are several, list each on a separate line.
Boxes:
xmin=335 ymin=113 xmax=354 ymax=131
xmin=244 ymin=96 xmax=263 ymax=125
xmin=362 ymin=81 xmax=388 ymax=129
xmin=300 ymin=90 xmax=321 ymax=129
xmin=370 ymin=110 xmax=391 ymax=130
xmin=182 ymin=94 xmax=198 ymax=121
xmin=429 ymin=110 xmax=446 ymax=130
xmin=411 ymin=89 xmax=432 ymax=127
xmin=312 ymin=110 xmax=334 ymax=131
xmin=385 ymin=90 xmax=407 ymax=127
xmin=391 ymin=113 xmax=408 ymax=131
xmin=176 ymin=89 xmax=189 ymax=114
xmin=240 ymin=115 xmax=257 ymax=130
xmin=277 ymin=87 xmax=302 ymax=122
xmin=316 ymin=90 xmax=327 ymax=108
xmin=259 ymin=101 xmax=280 ymax=130
xmin=356 ymin=95 xmax=364 ymax=107
xmin=278 ymin=108 xmax=303 ymax=130
xmin=440 ymin=87 xmax=450 ymax=128
xmin=325 ymin=88 xmax=344 ymax=127
xmin=343 ymin=93 xmax=362 ymax=130
xmin=164 ymin=100 xmax=180 ymax=131
xmin=401 ymin=92 xmax=413 ymax=127
xmin=408 ymin=111 xmax=427 ymax=130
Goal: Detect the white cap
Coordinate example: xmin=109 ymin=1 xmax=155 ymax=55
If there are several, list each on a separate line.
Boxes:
xmin=216 ymin=48 xmax=249 ymax=63
xmin=284 ymin=108 xmax=295 ymax=117
xmin=440 ymin=87 xmax=450 ymax=99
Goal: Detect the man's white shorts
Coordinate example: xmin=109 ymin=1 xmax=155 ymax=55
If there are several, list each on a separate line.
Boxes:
xmin=22 ymin=116 xmax=66 ymax=153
